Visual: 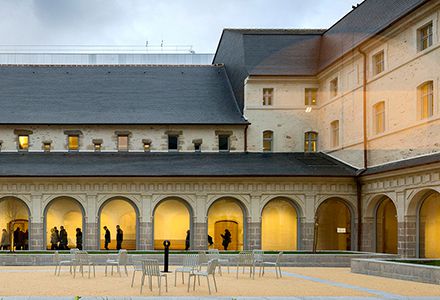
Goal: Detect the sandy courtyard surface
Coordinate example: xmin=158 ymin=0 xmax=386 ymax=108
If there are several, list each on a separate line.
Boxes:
xmin=0 ymin=266 xmax=439 ymax=297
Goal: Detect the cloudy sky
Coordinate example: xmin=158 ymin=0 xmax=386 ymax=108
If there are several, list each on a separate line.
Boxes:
xmin=0 ymin=0 xmax=361 ymax=53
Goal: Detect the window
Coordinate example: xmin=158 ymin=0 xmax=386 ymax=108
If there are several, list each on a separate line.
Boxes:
xmin=218 ymin=135 xmax=230 ymax=151
xmin=330 ymin=78 xmax=338 ymax=98
xmin=263 ymin=131 xmax=273 ymax=152
xmin=193 ymin=139 xmax=202 ymax=152
xmin=304 ymin=132 xmax=318 ymax=152
xmin=305 ymin=88 xmax=318 ymax=106
xmin=418 ymin=22 xmax=433 ymax=51
xmin=373 ymin=101 xmax=385 ymax=134
xmin=43 ymin=141 xmax=51 ymax=152
xmin=93 ymin=139 xmax=103 ymax=152
xmin=142 ymin=139 xmax=152 ymax=152
xmin=262 ymin=88 xmax=273 ymax=106
xmin=168 ymin=135 xmax=178 ymax=151
xmin=330 ymin=120 xmax=340 ymax=148
xmin=419 ymin=81 xmax=434 ymax=119
xmin=68 ymin=135 xmax=79 ymax=151
xmin=373 ymin=50 xmax=384 ymax=75
xmin=18 ymin=135 xmax=29 ymax=151
xmin=117 ymin=135 xmax=129 ymax=151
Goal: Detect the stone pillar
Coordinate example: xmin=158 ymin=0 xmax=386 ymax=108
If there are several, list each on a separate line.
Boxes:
xmin=139 ymin=221 xmax=153 ymax=250
xmin=247 ymin=221 xmax=261 ymax=250
xmin=400 ymin=216 xmax=417 ymax=257
xmin=300 ymin=219 xmax=314 ymax=251
xmin=30 ymin=222 xmax=44 ymax=250
xmin=192 ymin=222 xmax=207 ymax=250
xmin=85 ymin=222 xmax=98 ymax=250
xmin=362 ymin=217 xmax=374 ymax=252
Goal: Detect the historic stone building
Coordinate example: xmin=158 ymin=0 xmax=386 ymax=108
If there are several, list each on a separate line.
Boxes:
xmin=0 ymin=0 xmax=439 ymax=257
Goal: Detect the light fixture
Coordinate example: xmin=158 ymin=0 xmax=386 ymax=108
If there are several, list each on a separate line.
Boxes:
xmin=305 ymin=106 xmax=312 ymax=113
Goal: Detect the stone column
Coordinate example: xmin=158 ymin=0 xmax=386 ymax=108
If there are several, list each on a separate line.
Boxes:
xmin=139 ymin=221 xmax=153 ymax=250
xmin=300 ymin=219 xmax=314 ymax=251
xmin=30 ymin=222 xmax=44 ymax=250
xmin=362 ymin=217 xmax=374 ymax=252
xmin=85 ymin=222 xmax=98 ymax=250
xmin=247 ymin=221 xmax=261 ymax=250
xmin=400 ymin=216 xmax=417 ymax=257
xmin=192 ymin=222 xmax=207 ymax=250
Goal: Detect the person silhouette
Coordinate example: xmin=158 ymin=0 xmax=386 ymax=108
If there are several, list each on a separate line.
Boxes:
xmin=103 ymin=226 xmax=111 ymax=250
xmin=185 ymin=230 xmax=190 ymax=251
xmin=116 ymin=225 xmax=123 ymax=250
xmin=221 ymin=229 xmax=231 ymax=251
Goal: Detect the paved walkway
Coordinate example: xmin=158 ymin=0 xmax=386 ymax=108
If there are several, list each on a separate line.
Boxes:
xmin=0 ymin=266 xmax=439 ymax=299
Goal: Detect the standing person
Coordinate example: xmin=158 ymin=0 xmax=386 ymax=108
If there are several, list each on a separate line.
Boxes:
xmin=207 ymin=235 xmax=214 ymax=248
xmin=185 ymin=230 xmax=190 ymax=251
xmin=50 ymin=228 xmax=58 ymax=250
xmin=1 ymin=229 xmax=10 ymax=250
xmin=59 ymin=226 xmax=68 ymax=250
xmin=24 ymin=230 xmax=29 ymax=250
xmin=54 ymin=226 xmax=60 ymax=249
xmin=76 ymin=228 xmax=83 ymax=250
xmin=221 ymin=229 xmax=232 ymax=251
xmin=103 ymin=226 xmax=111 ymax=250
xmin=14 ymin=227 xmax=22 ymax=250
xmin=116 ymin=225 xmax=123 ymax=250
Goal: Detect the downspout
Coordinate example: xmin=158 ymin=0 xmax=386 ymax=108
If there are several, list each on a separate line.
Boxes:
xmin=244 ymin=123 xmax=249 ymax=152
xmin=356 ymin=48 xmax=368 ymax=251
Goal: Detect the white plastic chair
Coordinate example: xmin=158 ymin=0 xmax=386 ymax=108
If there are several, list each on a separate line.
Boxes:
xmin=105 ymin=249 xmax=128 ymax=276
xmin=131 ymin=258 xmax=143 ymax=287
xmin=207 ymin=249 xmax=230 ymax=275
xmin=236 ymin=251 xmax=256 ymax=279
xmin=73 ymin=251 xmax=96 ymax=279
xmin=260 ymin=251 xmax=283 ymax=278
xmin=174 ymin=254 xmax=198 ymax=286
xmin=53 ymin=251 xmax=71 ymax=276
xmin=252 ymin=249 xmax=264 ymax=275
xmin=187 ymin=258 xmax=218 ymax=294
xmin=140 ymin=259 xmax=168 ymax=295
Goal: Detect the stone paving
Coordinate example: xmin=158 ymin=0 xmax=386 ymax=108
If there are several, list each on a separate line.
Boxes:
xmin=0 ymin=266 xmax=439 ymax=299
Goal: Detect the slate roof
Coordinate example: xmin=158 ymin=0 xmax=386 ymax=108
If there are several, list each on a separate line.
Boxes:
xmin=362 ymin=153 xmax=440 ymax=176
xmin=0 ymin=65 xmax=247 ymax=125
xmin=0 ymin=152 xmax=357 ymax=177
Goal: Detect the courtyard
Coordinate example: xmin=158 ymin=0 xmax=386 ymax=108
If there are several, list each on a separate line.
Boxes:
xmin=0 ymin=266 xmax=440 ymax=299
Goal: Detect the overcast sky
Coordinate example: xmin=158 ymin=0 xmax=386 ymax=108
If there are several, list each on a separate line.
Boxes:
xmin=0 ymin=0 xmax=362 ymax=53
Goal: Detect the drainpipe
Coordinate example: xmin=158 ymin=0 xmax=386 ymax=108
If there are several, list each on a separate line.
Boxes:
xmin=244 ymin=124 xmax=249 ymax=152
xmin=356 ymin=48 xmax=368 ymax=251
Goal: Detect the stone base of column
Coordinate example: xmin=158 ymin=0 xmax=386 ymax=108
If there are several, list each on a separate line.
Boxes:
xmin=30 ymin=223 xmax=44 ymax=250
xmin=85 ymin=223 xmax=98 ymax=250
xmin=192 ymin=222 xmax=207 ymax=250
xmin=247 ymin=222 xmax=261 ymax=250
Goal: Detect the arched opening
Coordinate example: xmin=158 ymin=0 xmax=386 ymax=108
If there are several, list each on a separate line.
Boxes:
xmin=153 ymin=198 xmax=191 ymax=250
xmin=99 ymin=198 xmax=137 ymax=250
xmin=315 ymin=198 xmax=352 ymax=251
xmin=45 ymin=197 xmax=84 ymax=250
xmin=261 ymin=197 xmax=298 ymax=250
xmin=376 ymin=197 xmax=397 ymax=254
xmin=419 ymin=192 xmax=440 ymax=258
xmin=208 ymin=198 xmax=245 ymax=251
xmin=0 ymin=197 xmax=30 ymax=250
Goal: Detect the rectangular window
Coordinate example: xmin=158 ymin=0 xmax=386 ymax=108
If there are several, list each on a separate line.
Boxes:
xmin=218 ymin=135 xmax=230 ymax=151
xmin=330 ymin=78 xmax=338 ymax=98
xmin=331 ymin=120 xmax=339 ymax=148
xmin=117 ymin=135 xmax=129 ymax=151
xmin=262 ymin=88 xmax=273 ymax=106
xmin=419 ymin=81 xmax=434 ymax=119
xmin=305 ymin=88 xmax=318 ymax=106
xmin=168 ymin=135 xmax=178 ymax=151
xmin=373 ymin=51 xmax=384 ymax=75
xmin=263 ymin=131 xmax=273 ymax=152
xmin=194 ymin=143 xmax=201 ymax=152
xmin=374 ymin=102 xmax=385 ymax=134
xmin=418 ymin=23 xmax=433 ymax=51
xmin=304 ymin=132 xmax=318 ymax=152
xmin=18 ymin=135 xmax=29 ymax=151
xmin=68 ymin=135 xmax=79 ymax=151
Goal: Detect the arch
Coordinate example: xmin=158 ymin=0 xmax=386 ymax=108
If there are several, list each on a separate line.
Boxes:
xmin=407 ymin=188 xmax=440 ymax=216
xmin=261 ymin=197 xmax=300 ymax=250
xmin=98 ymin=196 xmax=139 ymax=250
xmin=365 ymin=193 xmax=397 ymax=219
xmin=152 ymin=197 xmax=193 ymax=250
xmin=315 ymin=197 xmax=353 ymax=251
xmin=43 ymin=196 xmax=85 ymax=250
xmin=418 ymin=190 xmax=440 ymax=258
xmin=0 ymin=196 xmax=31 ymax=250
xmin=207 ymin=197 xmax=247 ymax=251
xmin=375 ymin=197 xmax=397 ymax=254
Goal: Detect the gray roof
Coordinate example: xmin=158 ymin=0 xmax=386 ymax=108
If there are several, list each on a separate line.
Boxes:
xmin=0 ymin=65 xmax=246 ymax=125
xmin=362 ymin=153 xmax=440 ymax=176
xmin=0 ymin=152 xmax=357 ymax=177
xmin=319 ymin=0 xmax=429 ymax=70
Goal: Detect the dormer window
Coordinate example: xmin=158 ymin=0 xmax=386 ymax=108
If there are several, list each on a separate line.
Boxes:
xmin=14 ymin=129 xmax=33 ymax=151
xmin=142 ymin=139 xmax=152 ymax=152
xmin=168 ymin=135 xmax=178 ymax=151
xmin=93 ymin=139 xmax=103 ymax=152
xmin=118 ymin=135 xmax=129 ymax=151
xmin=43 ymin=140 xmax=52 ymax=152
xmin=64 ymin=130 xmax=81 ymax=151
xmin=193 ymin=139 xmax=202 ymax=152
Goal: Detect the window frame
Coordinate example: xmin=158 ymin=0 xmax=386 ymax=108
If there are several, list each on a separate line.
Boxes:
xmin=262 ymin=88 xmax=274 ymax=106
xmin=67 ymin=135 xmax=79 ymax=151
xmin=305 ymin=88 xmax=318 ymax=106
xmin=262 ymin=130 xmax=273 ymax=152
xmin=117 ymin=134 xmax=129 ymax=152
xmin=372 ymin=50 xmax=385 ymax=76
xmin=218 ymin=134 xmax=230 ymax=152
xmin=418 ymin=81 xmax=434 ymax=120
xmin=304 ymin=131 xmax=318 ymax=153
xmin=330 ymin=120 xmax=340 ymax=148
xmin=330 ymin=77 xmax=338 ymax=98
xmin=418 ymin=22 xmax=433 ymax=52
xmin=17 ymin=135 xmax=29 ymax=151
xmin=168 ymin=134 xmax=179 ymax=151
xmin=373 ymin=101 xmax=386 ymax=135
